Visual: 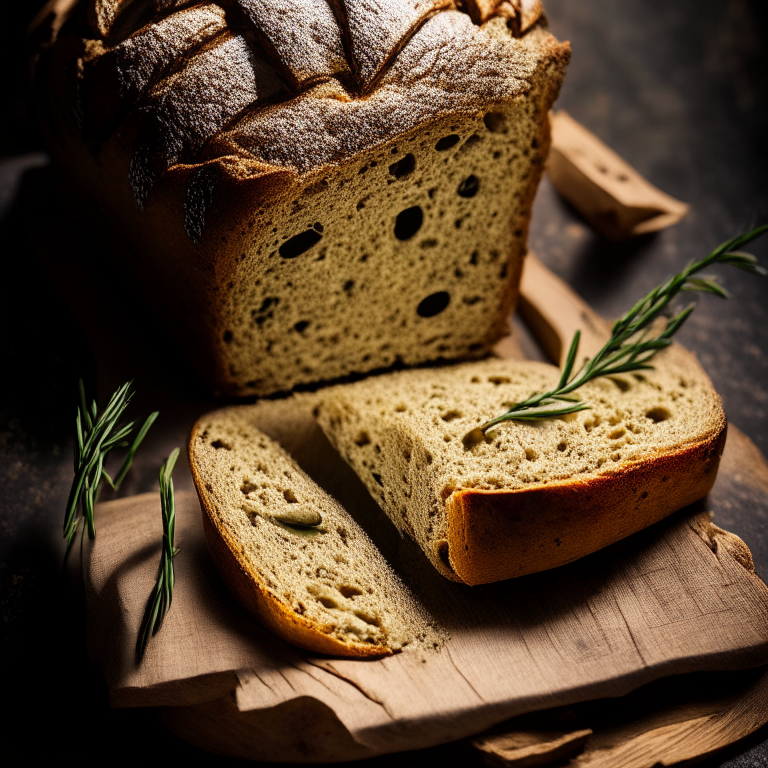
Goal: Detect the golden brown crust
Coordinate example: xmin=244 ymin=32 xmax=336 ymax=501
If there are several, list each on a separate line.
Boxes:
xmin=447 ymin=422 xmax=728 ymax=585
xmin=188 ymin=420 xmax=392 ymax=657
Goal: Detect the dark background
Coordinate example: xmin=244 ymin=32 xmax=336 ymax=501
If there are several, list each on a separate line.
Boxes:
xmin=1 ymin=1 xmax=767 ymax=765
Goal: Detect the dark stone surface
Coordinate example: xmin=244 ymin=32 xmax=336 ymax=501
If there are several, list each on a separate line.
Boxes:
xmin=1 ymin=0 xmax=767 ymax=765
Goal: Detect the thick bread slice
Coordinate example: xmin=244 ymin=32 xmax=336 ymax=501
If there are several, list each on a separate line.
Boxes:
xmin=315 ymin=349 xmax=727 ymax=585
xmin=189 ymin=408 xmax=438 ymax=657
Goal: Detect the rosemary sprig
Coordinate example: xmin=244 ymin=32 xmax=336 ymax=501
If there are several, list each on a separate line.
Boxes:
xmin=64 ymin=380 xmax=158 ymax=552
xmin=136 ymin=448 xmax=181 ymax=662
xmin=478 ymin=225 xmax=767 ymax=434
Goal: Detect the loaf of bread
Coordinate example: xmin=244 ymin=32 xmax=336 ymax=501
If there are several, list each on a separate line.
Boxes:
xmin=189 ymin=407 xmax=439 ymax=656
xmin=315 ymin=350 xmax=727 ymax=585
xmin=34 ymin=0 xmax=569 ymax=396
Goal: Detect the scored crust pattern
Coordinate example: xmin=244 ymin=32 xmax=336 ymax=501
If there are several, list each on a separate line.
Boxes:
xmin=47 ymin=0 xmax=547 ymax=235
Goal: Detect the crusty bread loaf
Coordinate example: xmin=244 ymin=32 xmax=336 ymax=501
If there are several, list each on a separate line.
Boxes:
xmin=34 ymin=0 xmax=569 ymax=397
xmin=315 ymin=349 xmax=727 ymax=585
xmin=189 ymin=407 xmax=439 ymax=656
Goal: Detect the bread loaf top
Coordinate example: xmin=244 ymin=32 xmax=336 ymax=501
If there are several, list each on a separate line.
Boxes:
xmin=40 ymin=0 xmax=560 ymax=235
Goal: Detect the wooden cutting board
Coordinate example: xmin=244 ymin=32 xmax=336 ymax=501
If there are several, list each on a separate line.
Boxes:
xmin=27 ymin=168 xmax=768 ymax=763
xmin=76 ymin=263 xmax=768 ymax=762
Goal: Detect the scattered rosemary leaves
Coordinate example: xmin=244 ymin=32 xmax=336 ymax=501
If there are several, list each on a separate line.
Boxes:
xmin=64 ymin=380 xmax=158 ymax=553
xmin=136 ymin=448 xmax=181 ymax=662
xmin=476 ymin=225 xmax=767 ymax=436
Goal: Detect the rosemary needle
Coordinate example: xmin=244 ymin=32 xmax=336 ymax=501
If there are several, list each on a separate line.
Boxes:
xmin=136 ymin=448 xmax=181 ymax=662
xmin=64 ymin=380 xmax=158 ymax=554
xmin=476 ymin=225 xmax=767 ymax=436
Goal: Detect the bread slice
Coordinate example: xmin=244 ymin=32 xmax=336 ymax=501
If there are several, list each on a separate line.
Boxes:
xmin=315 ymin=350 xmax=727 ymax=585
xmin=35 ymin=1 xmax=569 ymax=397
xmin=189 ymin=408 xmax=438 ymax=656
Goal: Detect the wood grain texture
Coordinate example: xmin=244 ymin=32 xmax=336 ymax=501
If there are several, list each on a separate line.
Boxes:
xmin=70 ymin=220 xmax=768 ymax=763
xmin=83 ymin=416 xmax=768 ymax=760
xmin=471 ymin=661 xmax=768 ymax=767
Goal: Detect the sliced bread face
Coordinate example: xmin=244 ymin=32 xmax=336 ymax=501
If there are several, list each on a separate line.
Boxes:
xmin=38 ymin=2 xmax=569 ymax=398
xmin=315 ymin=350 xmax=727 ymax=585
xmin=196 ymin=21 xmax=569 ymax=396
xmin=189 ymin=408 xmax=438 ymax=656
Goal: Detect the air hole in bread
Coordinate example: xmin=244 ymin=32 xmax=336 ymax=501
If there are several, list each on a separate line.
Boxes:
xmin=610 ymin=377 xmax=631 ymax=392
xmin=211 ymin=439 xmax=231 ymax=450
xmin=437 ymin=540 xmax=452 ymax=572
xmin=283 ymin=489 xmax=298 ymax=503
xmin=337 ymin=527 xmax=348 ymax=546
xmin=417 ymin=291 xmax=450 ymax=317
xmin=354 ymin=431 xmax=371 ymax=447
xmin=441 ymin=410 xmax=463 ymax=422
xmin=316 ymin=596 xmax=339 ymax=609
xmin=457 ymin=175 xmax=480 ymax=198
xmin=354 ymin=611 xmax=381 ymax=627
xmin=394 ymin=206 xmax=423 ymax=240
xmin=338 ymin=585 xmax=363 ymax=598
xmin=646 ymin=407 xmax=671 ymax=423
xmin=279 ymin=228 xmax=322 ymax=258
xmin=223 ymin=330 xmax=233 ymax=343
xmin=294 ymin=320 xmax=309 ymax=333
xmin=395 ymin=404 xmax=408 ymax=412
xmin=372 ymin=472 xmax=384 ymax=486
xmin=252 ymin=296 xmax=279 ymax=326
xmin=435 ymin=134 xmax=459 ymax=151
xmin=557 ymin=442 xmax=567 ymax=452
xmin=488 ymin=376 xmax=511 ymax=385
xmin=610 ymin=428 xmax=626 ymax=440
xmin=525 ymin=449 xmax=537 ymax=461
xmin=484 ymin=111 xmax=506 ymax=132
xmin=241 ymin=480 xmax=259 ymax=495
xmin=389 ymin=153 xmax=415 ymax=178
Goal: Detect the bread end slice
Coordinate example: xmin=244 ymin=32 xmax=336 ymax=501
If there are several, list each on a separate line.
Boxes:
xmin=189 ymin=408 xmax=438 ymax=656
